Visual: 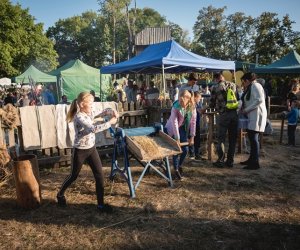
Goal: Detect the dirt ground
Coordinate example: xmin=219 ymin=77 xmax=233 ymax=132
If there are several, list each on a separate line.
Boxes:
xmin=1 ymin=120 xmax=300 ymax=250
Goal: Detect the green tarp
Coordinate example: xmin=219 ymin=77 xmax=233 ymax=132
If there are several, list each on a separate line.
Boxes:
xmin=50 ymin=59 xmax=111 ymax=101
xmin=253 ymin=51 xmax=300 ymax=74
xmin=14 ymin=65 xmax=57 ymax=83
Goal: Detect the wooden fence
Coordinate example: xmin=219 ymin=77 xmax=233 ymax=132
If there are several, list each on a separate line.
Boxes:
xmin=2 ymin=97 xmax=276 ymax=167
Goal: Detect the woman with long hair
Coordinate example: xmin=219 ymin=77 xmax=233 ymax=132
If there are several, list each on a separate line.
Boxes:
xmin=240 ymin=73 xmax=267 ymax=170
xmin=57 ymin=92 xmax=118 ymax=212
xmin=165 ymin=90 xmax=196 ymax=179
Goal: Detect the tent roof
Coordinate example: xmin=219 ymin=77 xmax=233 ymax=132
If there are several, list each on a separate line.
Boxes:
xmin=50 ymin=59 xmax=100 ymax=77
xmin=101 ymin=40 xmax=235 ymax=74
xmin=253 ymin=50 xmax=300 ymax=74
xmin=14 ymin=65 xmax=57 ymax=83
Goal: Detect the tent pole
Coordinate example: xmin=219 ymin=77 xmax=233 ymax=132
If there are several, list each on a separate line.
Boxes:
xmin=100 ymin=73 xmax=102 ymax=101
xmin=162 ymin=64 xmax=166 ymax=98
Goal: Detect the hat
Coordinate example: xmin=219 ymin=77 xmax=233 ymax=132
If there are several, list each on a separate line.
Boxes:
xmin=187 ymin=73 xmax=198 ymax=81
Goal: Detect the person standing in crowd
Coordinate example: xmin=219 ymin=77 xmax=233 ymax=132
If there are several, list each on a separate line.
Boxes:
xmin=90 ymin=90 xmax=101 ymax=102
xmin=283 ymin=100 xmax=299 ymax=146
xmin=180 ymin=73 xmax=200 ymax=159
xmin=164 ymin=90 xmax=196 ymax=180
xmin=3 ymin=92 xmax=15 ymax=106
xmin=125 ymin=79 xmax=137 ymax=103
xmin=240 ymin=72 xmax=267 ymax=170
xmin=180 ymin=73 xmax=200 ymax=93
xmin=169 ymin=79 xmax=179 ymax=102
xmin=59 ymin=95 xmax=70 ymax=105
xmin=286 ymin=81 xmax=299 ymax=111
xmin=205 ymin=72 xmax=239 ymax=168
xmin=43 ymin=84 xmax=56 ymax=105
xmin=57 ymin=92 xmax=118 ymax=213
xmin=146 ymin=81 xmax=160 ymax=103
xmin=28 ymin=83 xmax=43 ymax=105
xmin=193 ymin=91 xmax=203 ymax=161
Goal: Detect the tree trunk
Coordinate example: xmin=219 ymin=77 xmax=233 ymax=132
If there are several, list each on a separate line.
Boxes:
xmin=13 ymin=154 xmax=41 ymax=209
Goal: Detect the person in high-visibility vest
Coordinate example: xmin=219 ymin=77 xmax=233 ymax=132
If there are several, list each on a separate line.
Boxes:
xmin=203 ymin=72 xmax=239 ymax=168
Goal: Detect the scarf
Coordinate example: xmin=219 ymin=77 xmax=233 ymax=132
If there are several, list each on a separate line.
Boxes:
xmin=173 ymin=101 xmax=192 ymax=132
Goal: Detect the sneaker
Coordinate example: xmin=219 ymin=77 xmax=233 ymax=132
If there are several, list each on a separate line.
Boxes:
xmin=57 ymin=194 xmax=67 ymax=207
xmin=243 ymin=163 xmax=260 ymax=170
xmin=240 ymin=159 xmax=251 ymax=165
xmin=174 ymin=170 xmax=182 ymax=180
xmin=225 ymin=161 xmax=233 ymax=168
xmin=189 ymin=155 xmax=195 ymax=160
xmin=97 ymin=204 xmax=113 ymax=213
xmin=213 ymin=161 xmax=224 ymax=168
xmin=195 ymin=155 xmax=204 ymax=161
xmin=178 ymin=166 xmax=184 ymax=176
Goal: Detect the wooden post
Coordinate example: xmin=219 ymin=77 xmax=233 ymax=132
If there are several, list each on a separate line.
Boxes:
xmin=238 ymin=129 xmax=243 ymax=153
xmin=206 ymin=112 xmax=215 ymax=161
xmin=279 ymin=116 xmax=285 ymax=144
xmin=13 ymin=154 xmax=42 ymax=209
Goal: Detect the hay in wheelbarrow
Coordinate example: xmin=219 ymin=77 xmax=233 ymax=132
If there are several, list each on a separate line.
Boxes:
xmin=127 ymin=131 xmax=182 ymax=161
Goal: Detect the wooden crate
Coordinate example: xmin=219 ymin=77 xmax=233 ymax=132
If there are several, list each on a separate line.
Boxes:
xmin=125 ymin=130 xmax=181 ymax=162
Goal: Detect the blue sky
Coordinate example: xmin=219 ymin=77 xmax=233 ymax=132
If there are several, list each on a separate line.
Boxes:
xmin=11 ymin=0 xmax=300 ymax=40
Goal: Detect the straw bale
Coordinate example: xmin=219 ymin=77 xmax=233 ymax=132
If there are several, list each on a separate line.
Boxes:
xmin=0 ymin=104 xmax=21 ymax=129
xmin=130 ymin=135 xmax=181 ymax=160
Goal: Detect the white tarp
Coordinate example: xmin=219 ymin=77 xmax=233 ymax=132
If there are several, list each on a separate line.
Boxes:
xmin=0 ymin=77 xmax=11 ymax=86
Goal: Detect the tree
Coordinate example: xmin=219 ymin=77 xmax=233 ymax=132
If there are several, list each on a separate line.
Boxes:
xmin=46 ymin=11 xmax=111 ymax=67
xmin=226 ymin=12 xmax=255 ymax=61
xmin=249 ymin=12 xmax=299 ymax=64
xmin=0 ymin=0 xmax=57 ymax=77
xmin=98 ymin=0 xmax=130 ymax=64
xmin=192 ymin=6 xmax=228 ymax=59
xmin=168 ymin=22 xmax=191 ymax=48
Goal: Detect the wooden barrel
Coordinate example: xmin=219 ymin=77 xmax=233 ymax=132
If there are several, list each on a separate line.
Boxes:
xmin=13 ymin=154 xmax=41 ymax=209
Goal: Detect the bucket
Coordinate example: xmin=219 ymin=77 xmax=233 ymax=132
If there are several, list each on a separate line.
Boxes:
xmin=13 ymin=154 xmax=42 ymax=209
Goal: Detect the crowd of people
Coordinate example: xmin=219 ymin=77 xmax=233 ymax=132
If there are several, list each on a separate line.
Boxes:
xmin=0 ymin=72 xmax=298 ymax=212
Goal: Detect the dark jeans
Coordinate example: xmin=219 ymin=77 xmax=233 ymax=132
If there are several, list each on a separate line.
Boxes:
xmin=58 ymin=146 xmax=105 ymax=206
xmin=247 ymin=129 xmax=260 ymax=163
xmin=216 ymin=110 xmax=238 ymax=164
xmin=188 ymin=121 xmax=201 ymax=157
xmin=288 ymin=124 xmax=297 ymax=146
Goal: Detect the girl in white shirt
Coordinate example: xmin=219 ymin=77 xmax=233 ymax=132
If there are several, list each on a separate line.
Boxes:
xmin=57 ymin=92 xmax=118 ymax=213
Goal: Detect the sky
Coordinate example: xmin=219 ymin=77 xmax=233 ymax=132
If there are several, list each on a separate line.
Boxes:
xmin=10 ymin=0 xmax=300 ymax=40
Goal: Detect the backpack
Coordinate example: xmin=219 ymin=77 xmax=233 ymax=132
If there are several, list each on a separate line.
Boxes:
xmin=226 ymin=87 xmax=239 ymax=109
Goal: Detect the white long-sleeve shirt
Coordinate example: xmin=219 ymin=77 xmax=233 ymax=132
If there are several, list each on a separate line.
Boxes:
xmin=73 ymin=110 xmax=111 ymax=149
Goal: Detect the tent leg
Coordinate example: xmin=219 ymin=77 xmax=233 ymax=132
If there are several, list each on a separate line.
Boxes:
xmin=162 ymin=64 xmax=166 ymax=98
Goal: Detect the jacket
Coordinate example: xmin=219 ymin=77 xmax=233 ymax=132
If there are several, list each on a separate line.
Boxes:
xmin=165 ymin=101 xmax=196 ymax=140
xmin=243 ymin=81 xmax=267 ymax=132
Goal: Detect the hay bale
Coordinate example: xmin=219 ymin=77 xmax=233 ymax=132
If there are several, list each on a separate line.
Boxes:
xmin=0 ymin=143 xmax=12 ymax=187
xmin=0 ymin=104 xmax=21 ymax=129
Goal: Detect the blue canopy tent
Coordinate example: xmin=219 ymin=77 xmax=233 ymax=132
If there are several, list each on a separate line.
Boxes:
xmin=100 ymin=40 xmax=235 ymax=96
xmin=253 ymin=50 xmax=300 ymax=74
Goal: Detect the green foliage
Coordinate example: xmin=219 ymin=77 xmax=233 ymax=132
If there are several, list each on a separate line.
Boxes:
xmin=249 ymin=12 xmax=299 ymax=64
xmin=0 ymin=0 xmax=58 ymax=77
xmin=192 ymin=6 xmax=299 ymax=64
xmin=192 ymin=5 xmax=228 ymax=59
xmin=46 ymin=11 xmax=110 ymax=67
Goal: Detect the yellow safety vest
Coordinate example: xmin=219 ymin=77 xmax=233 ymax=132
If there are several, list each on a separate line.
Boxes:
xmin=226 ymin=88 xmax=238 ymax=109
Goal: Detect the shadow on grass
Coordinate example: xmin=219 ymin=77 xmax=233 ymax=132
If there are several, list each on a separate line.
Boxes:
xmin=0 ymin=197 xmax=300 ymax=250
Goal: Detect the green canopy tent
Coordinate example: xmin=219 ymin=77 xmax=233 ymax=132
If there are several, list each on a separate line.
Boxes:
xmin=50 ymin=59 xmax=111 ymax=101
xmin=253 ymin=51 xmax=300 ymax=74
xmin=14 ymin=65 xmax=57 ymax=83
